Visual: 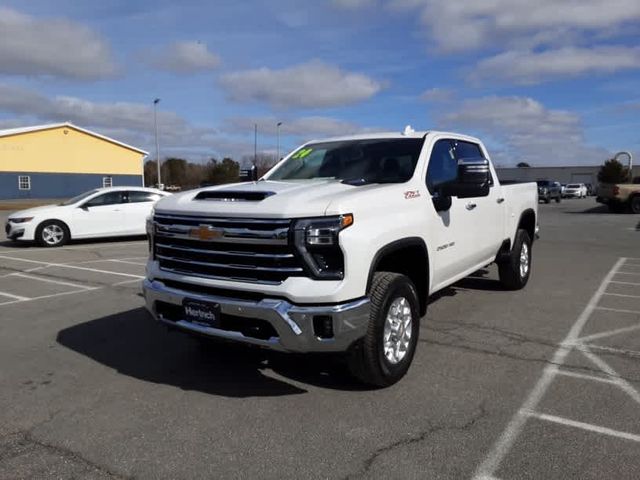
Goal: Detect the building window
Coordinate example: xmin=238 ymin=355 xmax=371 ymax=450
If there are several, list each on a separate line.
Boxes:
xmin=18 ymin=175 xmax=31 ymax=190
xmin=102 ymin=176 xmax=113 ymax=188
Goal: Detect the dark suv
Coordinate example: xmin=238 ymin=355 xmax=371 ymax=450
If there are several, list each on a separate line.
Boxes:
xmin=537 ymin=180 xmax=562 ymax=203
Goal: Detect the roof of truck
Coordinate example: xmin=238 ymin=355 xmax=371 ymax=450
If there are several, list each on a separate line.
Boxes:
xmin=308 ymin=129 xmax=482 ymax=145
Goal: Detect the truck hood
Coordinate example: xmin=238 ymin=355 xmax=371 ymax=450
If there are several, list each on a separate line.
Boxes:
xmin=153 ymin=179 xmax=390 ymax=218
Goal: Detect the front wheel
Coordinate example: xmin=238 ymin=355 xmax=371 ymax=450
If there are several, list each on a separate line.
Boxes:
xmin=630 ymin=196 xmax=640 ymax=214
xmin=498 ymin=229 xmax=532 ymax=290
xmin=36 ymin=220 xmax=69 ymax=247
xmin=348 ymin=272 xmax=420 ymax=387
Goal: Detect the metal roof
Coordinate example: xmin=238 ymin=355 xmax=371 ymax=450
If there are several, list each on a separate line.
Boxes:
xmin=0 ymin=122 xmax=149 ymax=155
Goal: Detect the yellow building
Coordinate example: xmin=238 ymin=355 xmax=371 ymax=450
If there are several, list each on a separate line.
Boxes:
xmin=0 ymin=122 xmax=148 ymax=199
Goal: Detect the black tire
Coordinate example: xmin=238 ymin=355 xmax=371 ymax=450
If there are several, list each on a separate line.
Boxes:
xmin=555 ymin=195 xmax=561 ymax=203
xmin=498 ymin=229 xmax=532 ymax=290
xmin=35 ymin=220 xmax=70 ymax=247
xmin=348 ymin=272 xmax=420 ymax=387
xmin=630 ymin=196 xmax=640 ymax=214
xmin=544 ymin=196 xmax=550 ymax=204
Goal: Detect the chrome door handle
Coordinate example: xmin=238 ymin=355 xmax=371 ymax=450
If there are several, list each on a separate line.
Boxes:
xmin=497 ymin=197 xmax=505 ymax=204
xmin=466 ymin=202 xmax=477 ymax=210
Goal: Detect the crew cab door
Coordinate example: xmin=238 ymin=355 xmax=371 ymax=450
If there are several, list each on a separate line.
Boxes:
xmin=453 ymin=140 xmax=505 ymax=265
xmin=425 ymin=138 xmax=475 ymax=287
xmin=425 ymin=138 xmax=504 ymax=290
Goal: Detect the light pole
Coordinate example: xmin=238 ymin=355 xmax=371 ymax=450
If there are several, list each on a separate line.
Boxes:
xmin=254 ymin=123 xmax=257 ymax=165
xmin=614 ymin=151 xmax=633 ymax=182
xmin=153 ymin=98 xmax=161 ymax=188
xmin=276 ymin=122 xmax=282 ymax=160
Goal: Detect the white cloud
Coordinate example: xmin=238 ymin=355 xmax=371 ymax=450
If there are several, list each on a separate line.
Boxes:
xmin=0 ymin=84 xmax=257 ymax=160
xmin=224 ymin=115 xmax=373 ymax=138
xmin=330 ymin=0 xmax=376 ymax=9
xmin=389 ymin=0 xmax=640 ymax=52
xmin=219 ymin=60 xmax=382 ymax=108
xmin=150 ymin=41 xmax=220 ymax=73
xmin=440 ymin=96 xmax=609 ymax=166
xmin=0 ymin=7 xmax=116 ymax=80
xmin=419 ymin=87 xmax=453 ymax=102
xmin=472 ymin=46 xmax=640 ymax=84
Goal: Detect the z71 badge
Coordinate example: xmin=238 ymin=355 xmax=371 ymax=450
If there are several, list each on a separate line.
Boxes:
xmin=404 ymin=190 xmax=420 ymax=199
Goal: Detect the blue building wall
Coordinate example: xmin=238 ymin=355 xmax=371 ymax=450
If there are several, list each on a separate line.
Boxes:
xmin=0 ymin=172 xmax=143 ymax=199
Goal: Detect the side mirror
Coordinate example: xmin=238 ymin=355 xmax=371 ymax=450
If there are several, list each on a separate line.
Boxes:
xmin=442 ymin=157 xmax=490 ymax=199
xmin=239 ymin=165 xmax=258 ymax=182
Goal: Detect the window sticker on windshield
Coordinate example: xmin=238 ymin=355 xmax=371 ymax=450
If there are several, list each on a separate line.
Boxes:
xmin=292 ymin=148 xmax=313 ymax=159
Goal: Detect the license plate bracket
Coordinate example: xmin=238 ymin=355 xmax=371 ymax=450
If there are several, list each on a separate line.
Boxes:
xmin=182 ymin=299 xmax=221 ymax=328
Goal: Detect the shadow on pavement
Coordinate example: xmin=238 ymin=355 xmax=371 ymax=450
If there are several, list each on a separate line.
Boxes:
xmin=0 ymin=235 xmax=147 ymax=249
xmin=562 ymin=204 xmax=611 ymax=214
xmin=56 ymin=307 xmax=369 ymax=397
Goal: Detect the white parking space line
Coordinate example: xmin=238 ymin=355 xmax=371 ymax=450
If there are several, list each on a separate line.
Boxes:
xmin=610 ymin=280 xmax=640 ymax=286
xmin=525 ymin=411 xmax=640 ymax=443
xmin=108 ymin=259 xmax=147 ymax=266
xmin=0 ymin=290 xmax=30 ymax=301
xmin=0 ymin=288 xmax=98 ymax=307
xmin=616 ymin=271 xmax=640 ymax=276
xmin=581 ymin=346 xmax=640 ymax=405
xmin=0 ymin=255 xmax=143 ymax=279
xmin=0 ymin=241 xmax=145 ymax=254
xmin=595 ymin=306 xmax=640 ymax=315
xmin=584 ymin=344 xmax=640 ymax=358
xmin=10 ymin=272 xmax=96 ymax=290
xmin=576 ymin=324 xmax=640 ymax=343
xmin=603 ymin=292 xmax=640 ymax=299
xmin=555 ymin=370 xmax=619 ymax=385
xmin=472 ymin=258 xmax=626 ymax=480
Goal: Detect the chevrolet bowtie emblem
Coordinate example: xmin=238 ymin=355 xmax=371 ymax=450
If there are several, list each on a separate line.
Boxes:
xmin=190 ymin=225 xmax=223 ymax=241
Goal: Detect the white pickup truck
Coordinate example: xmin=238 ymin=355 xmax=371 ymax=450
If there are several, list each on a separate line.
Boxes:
xmin=143 ymin=129 xmax=538 ymax=386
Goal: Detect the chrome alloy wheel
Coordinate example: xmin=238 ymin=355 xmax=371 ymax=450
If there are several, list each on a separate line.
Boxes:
xmin=42 ymin=224 xmax=64 ymax=245
xmin=383 ymin=297 xmax=413 ymax=365
xmin=520 ymin=242 xmax=530 ymax=279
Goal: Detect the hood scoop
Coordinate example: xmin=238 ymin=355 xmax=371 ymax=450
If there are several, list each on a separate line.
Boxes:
xmin=193 ymin=190 xmax=276 ymax=202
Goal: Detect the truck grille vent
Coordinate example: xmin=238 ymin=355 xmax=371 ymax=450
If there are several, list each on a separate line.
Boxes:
xmin=152 ymin=213 xmax=305 ymax=284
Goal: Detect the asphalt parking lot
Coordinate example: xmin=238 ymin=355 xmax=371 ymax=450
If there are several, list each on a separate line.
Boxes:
xmin=1 ymin=198 xmax=639 ymax=479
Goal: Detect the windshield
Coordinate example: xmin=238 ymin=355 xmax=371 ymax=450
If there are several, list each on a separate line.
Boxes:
xmin=567 ymin=184 xmax=580 ymax=188
xmin=59 ymin=189 xmax=100 ymax=206
xmin=536 ymin=181 xmax=551 ymax=186
xmin=267 ymin=138 xmax=425 ymax=184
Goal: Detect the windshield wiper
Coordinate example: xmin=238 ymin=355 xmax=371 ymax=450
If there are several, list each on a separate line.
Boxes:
xmin=341 ymin=178 xmax=375 ymax=186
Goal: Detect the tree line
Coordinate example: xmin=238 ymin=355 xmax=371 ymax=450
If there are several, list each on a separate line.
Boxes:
xmin=144 ymin=154 xmax=279 ymax=189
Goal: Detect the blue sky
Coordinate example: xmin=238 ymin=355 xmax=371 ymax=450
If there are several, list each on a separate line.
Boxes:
xmin=0 ymin=0 xmax=639 ymax=166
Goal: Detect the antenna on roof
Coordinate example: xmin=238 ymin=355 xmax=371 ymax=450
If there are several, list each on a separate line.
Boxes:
xmin=402 ymin=125 xmax=415 ymax=135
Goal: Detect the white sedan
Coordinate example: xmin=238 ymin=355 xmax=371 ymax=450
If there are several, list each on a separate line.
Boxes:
xmin=5 ymin=187 xmax=169 ymax=247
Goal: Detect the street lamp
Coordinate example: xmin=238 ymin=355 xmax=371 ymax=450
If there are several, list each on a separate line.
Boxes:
xmin=276 ymin=122 xmax=283 ymax=160
xmin=254 ymin=123 xmax=257 ymax=165
xmin=153 ymin=98 xmax=161 ymax=188
xmin=614 ymin=151 xmax=633 ymax=182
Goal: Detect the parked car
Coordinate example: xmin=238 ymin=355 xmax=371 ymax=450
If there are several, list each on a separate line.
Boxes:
xmin=143 ymin=129 xmax=539 ymax=386
xmin=5 ymin=187 xmax=170 ymax=247
xmin=597 ymin=178 xmax=640 ymax=213
xmin=536 ymin=180 xmax=562 ymax=203
xmin=564 ymin=183 xmax=588 ymax=198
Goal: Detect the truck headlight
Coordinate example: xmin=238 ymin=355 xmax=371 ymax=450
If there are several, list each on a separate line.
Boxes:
xmin=294 ymin=214 xmax=353 ymax=280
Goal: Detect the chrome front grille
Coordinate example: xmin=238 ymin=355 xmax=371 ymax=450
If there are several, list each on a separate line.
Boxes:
xmin=153 ymin=213 xmax=305 ymax=284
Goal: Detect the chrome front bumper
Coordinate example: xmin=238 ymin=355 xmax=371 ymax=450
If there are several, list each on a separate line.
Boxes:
xmin=142 ymin=278 xmax=371 ymax=353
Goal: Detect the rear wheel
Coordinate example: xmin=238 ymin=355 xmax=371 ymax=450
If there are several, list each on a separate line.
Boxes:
xmin=498 ymin=229 xmax=532 ymax=290
xmin=544 ymin=196 xmax=550 ymax=204
xmin=555 ymin=195 xmax=561 ymax=203
xmin=630 ymin=196 xmax=640 ymax=214
xmin=36 ymin=220 xmax=69 ymax=247
xmin=348 ymin=272 xmax=420 ymax=387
